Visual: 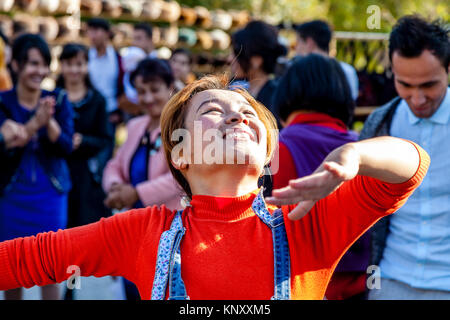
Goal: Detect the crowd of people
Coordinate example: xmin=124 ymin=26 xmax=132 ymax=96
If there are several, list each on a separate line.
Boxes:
xmin=0 ymin=13 xmax=448 ymax=300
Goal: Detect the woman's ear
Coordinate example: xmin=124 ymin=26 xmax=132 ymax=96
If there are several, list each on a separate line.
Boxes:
xmin=171 ymin=157 xmax=188 ymax=170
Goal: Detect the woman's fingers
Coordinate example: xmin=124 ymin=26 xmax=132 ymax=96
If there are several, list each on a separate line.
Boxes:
xmin=287 ymin=200 xmax=316 ymax=220
xmin=265 ymin=194 xmax=306 ymax=206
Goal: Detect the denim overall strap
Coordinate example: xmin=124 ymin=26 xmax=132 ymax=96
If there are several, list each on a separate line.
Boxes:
xmin=252 ymin=190 xmax=291 ymax=300
xmin=151 ymin=210 xmax=189 ymax=300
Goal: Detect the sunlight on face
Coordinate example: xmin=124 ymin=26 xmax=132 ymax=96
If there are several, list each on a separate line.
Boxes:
xmin=172 ymin=89 xmax=268 ymax=169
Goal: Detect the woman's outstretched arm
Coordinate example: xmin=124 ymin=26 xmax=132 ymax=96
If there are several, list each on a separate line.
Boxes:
xmin=266 ymin=137 xmax=427 ymax=220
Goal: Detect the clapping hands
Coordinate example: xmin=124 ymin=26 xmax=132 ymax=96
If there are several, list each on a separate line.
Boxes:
xmin=1 ymin=119 xmax=28 ymax=149
xmin=104 ymin=183 xmax=140 ymax=210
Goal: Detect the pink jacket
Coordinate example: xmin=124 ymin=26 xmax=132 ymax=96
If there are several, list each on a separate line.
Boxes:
xmin=102 ymin=115 xmax=183 ymax=210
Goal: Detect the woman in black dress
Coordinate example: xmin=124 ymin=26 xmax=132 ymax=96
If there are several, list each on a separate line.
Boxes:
xmin=230 ymin=20 xmax=287 ymax=121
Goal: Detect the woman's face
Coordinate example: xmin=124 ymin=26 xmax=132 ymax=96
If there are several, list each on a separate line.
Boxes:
xmin=135 ymin=76 xmax=172 ymax=119
xmin=169 ymin=53 xmax=191 ymax=82
xmin=16 ymin=48 xmax=49 ymax=91
xmin=60 ymin=51 xmax=88 ymax=86
xmin=181 ymin=89 xmax=267 ymax=170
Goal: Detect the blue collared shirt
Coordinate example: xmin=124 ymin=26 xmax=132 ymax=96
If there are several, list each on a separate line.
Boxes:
xmin=380 ymin=87 xmax=450 ymax=291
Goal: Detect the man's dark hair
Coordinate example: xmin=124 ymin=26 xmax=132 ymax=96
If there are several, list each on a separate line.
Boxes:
xmin=56 ymin=43 xmax=92 ymax=89
xmin=273 ymin=54 xmax=355 ymax=126
xmin=134 ymin=22 xmax=153 ymax=38
xmin=171 ymin=48 xmax=192 ymax=64
xmin=130 ymin=58 xmax=174 ymax=88
xmin=389 ymin=15 xmax=449 ymax=70
xmin=12 ymin=33 xmax=51 ymax=67
xmin=231 ymin=20 xmax=287 ymax=75
xmin=295 ymin=20 xmax=332 ymax=53
xmin=87 ymin=18 xmax=110 ymax=32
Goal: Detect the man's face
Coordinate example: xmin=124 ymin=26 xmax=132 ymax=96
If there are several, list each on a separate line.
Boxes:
xmin=392 ymin=49 xmax=449 ymax=119
xmin=87 ymin=27 xmax=109 ymax=49
xmin=132 ymin=29 xmax=153 ymax=53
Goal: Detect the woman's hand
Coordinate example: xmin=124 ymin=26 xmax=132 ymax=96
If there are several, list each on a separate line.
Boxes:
xmin=34 ymin=96 xmax=55 ymax=128
xmin=1 ymin=119 xmax=29 ymax=149
xmin=266 ymin=143 xmax=360 ymax=220
xmin=117 ymin=184 xmax=140 ymax=209
xmin=72 ymin=133 xmax=83 ymax=150
xmin=104 ymin=189 xmax=123 ymax=210
xmin=104 ymin=183 xmax=139 ymax=210
xmin=26 ymin=96 xmax=56 ymax=137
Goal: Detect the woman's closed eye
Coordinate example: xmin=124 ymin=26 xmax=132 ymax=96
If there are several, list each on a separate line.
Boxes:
xmin=242 ymin=109 xmax=257 ymax=117
xmin=201 ymin=107 xmax=223 ymax=115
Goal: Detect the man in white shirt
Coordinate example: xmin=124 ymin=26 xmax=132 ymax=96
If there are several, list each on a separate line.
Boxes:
xmin=86 ymin=18 xmax=124 ymax=120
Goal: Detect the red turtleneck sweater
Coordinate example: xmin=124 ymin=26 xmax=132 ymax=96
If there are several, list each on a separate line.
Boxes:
xmin=0 ymin=143 xmax=429 ymax=299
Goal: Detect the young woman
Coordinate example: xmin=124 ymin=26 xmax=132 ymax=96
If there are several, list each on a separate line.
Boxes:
xmin=57 ymin=43 xmax=113 ymax=229
xmin=0 ymin=33 xmax=73 ymax=300
xmin=56 ymin=43 xmax=114 ymax=300
xmin=169 ymin=48 xmax=193 ymax=92
xmin=102 ymin=58 xmax=183 ymax=212
xmin=271 ymin=54 xmax=366 ymax=300
xmin=0 ymin=75 xmax=429 ymax=300
xmin=230 ymin=20 xmax=286 ymax=120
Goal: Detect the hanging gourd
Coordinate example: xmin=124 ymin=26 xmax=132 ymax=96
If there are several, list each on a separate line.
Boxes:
xmin=120 ymin=0 xmax=143 ymax=18
xmin=179 ymin=7 xmax=197 ymax=26
xmin=211 ymin=10 xmax=233 ymax=31
xmin=160 ymin=25 xmax=178 ymax=47
xmin=56 ymin=15 xmax=79 ymax=42
xmin=102 ymin=0 xmax=122 ymax=18
xmin=80 ymin=0 xmax=102 ymax=16
xmin=178 ymin=28 xmax=197 ymax=47
xmin=0 ymin=0 xmax=14 ymax=12
xmin=15 ymin=0 xmax=39 ymax=12
xmin=38 ymin=0 xmax=60 ymax=14
xmin=194 ymin=6 xmax=212 ymax=29
xmin=56 ymin=0 xmax=73 ymax=14
xmin=13 ymin=13 xmax=39 ymax=33
xmin=196 ymin=30 xmax=213 ymax=50
xmin=210 ymin=29 xmax=230 ymax=51
xmin=159 ymin=1 xmax=181 ymax=23
xmin=142 ymin=0 xmax=163 ymax=21
xmin=38 ymin=16 xmax=59 ymax=41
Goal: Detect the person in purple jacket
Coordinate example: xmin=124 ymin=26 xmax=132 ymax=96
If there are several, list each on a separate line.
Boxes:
xmin=271 ymin=54 xmax=368 ymax=300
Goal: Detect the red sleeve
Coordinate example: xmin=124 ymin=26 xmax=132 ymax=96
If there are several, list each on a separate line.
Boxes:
xmin=272 ymin=141 xmax=298 ymax=190
xmin=284 ymin=141 xmax=430 ymax=270
xmin=0 ymin=206 xmax=164 ymax=290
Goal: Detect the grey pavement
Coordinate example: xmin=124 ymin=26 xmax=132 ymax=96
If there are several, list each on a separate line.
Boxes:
xmin=0 ymin=276 xmax=127 ymax=300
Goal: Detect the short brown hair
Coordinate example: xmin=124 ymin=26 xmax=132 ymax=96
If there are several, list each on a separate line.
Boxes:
xmin=160 ymin=74 xmax=278 ymax=198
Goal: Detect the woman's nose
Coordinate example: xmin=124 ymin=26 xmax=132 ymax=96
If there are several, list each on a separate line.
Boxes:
xmin=143 ymin=93 xmax=155 ymax=104
xmin=226 ymin=112 xmax=249 ymax=125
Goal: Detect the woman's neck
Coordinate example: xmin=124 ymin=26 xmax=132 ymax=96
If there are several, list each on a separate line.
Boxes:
xmin=16 ymin=82 xmax=41 ymax=110
xmin=65 ymin=81 xmax=87 ymax=102
xmin=187 ymin=165 xmax=260 ymax=197
xmin=147 ymin=116 xmax=160 ymax=132
xmin=248 ymin=72 xmax=269 ymax=98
